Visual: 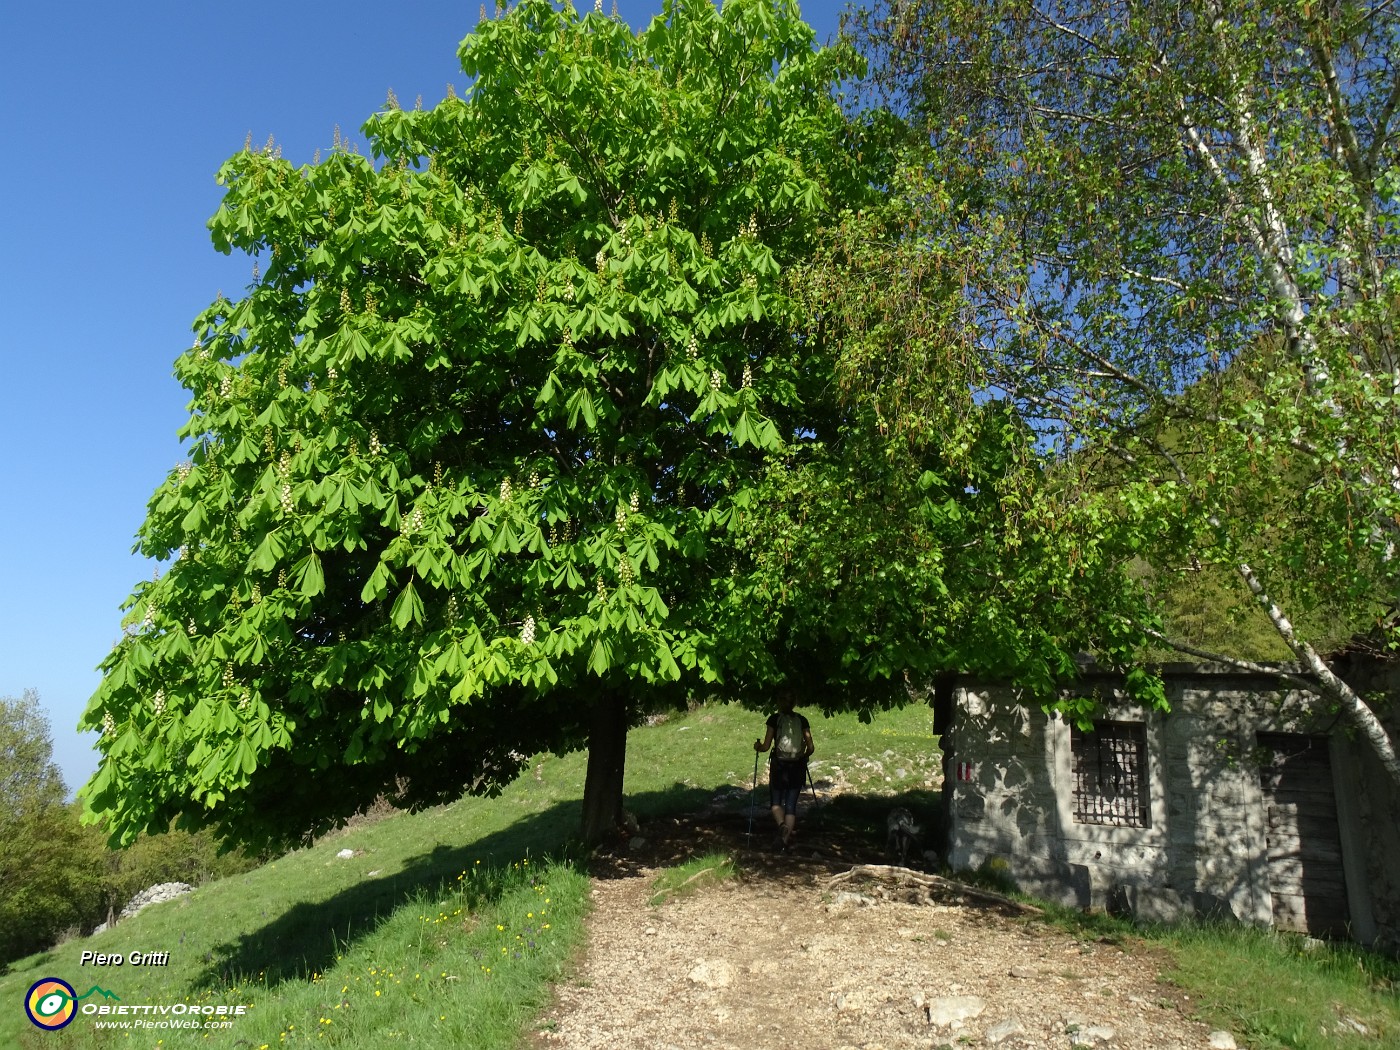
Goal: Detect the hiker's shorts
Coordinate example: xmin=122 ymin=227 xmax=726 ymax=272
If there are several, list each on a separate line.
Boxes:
xmin=769 ymin=758 xmax=806 ymax=815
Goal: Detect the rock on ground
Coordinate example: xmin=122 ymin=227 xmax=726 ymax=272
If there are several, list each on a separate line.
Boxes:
xmin=93 ymin=882 xmax=196 ymax=933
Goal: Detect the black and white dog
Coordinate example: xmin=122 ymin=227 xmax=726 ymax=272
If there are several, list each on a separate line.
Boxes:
xmin=886 ymin=807 xmax=921 ymax=866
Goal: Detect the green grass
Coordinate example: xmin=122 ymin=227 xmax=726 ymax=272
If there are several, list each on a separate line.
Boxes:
xmin=3 ymin=760 xmax=595 ymax=1050
xmin=647 ymin=853 xmax=738 ymax=907
xmin=1024 ymin=901 xmax=1400 ymax=1049
xmin=0 ymin=700 xmax=938 ymax=1050
xmin=1164 ymin=923 xmax=1400 ymax=1049
xmin=628 ymin=700 xmax=941 ymax=805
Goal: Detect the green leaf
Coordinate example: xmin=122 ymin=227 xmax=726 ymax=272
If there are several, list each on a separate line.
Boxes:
xmin=292 ymin=551 xmax=325 ymax=597
xmin=733 ymin=411 xmax=757 ymax=447
xmin=565 ymin=387 xmax=598 ymax=429
xmin=489 ymin=519 xmax=520 ymax=554
xmin=361 ymin=561 xmax=394 ymax=603
xmin=215 ymin=701 xmax=239 ymax=734
xmin=181 ymin=502 xmax=207 ymax=535
xmin=249 ymin=529 xmax=286 ymax=572
xmin=588 ymin=637 xmax=612 ymax=676
xmin=391 ymin=580 xmax=424 ymax=629
xmin=654 ymin=639 xmax=681 ymax=681
xmin=237 ymin=739 xmax=258 ymax=776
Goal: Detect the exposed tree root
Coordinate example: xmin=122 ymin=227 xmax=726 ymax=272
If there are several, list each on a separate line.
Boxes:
xmin=825 ymin=863 xmax=1045 ymax=915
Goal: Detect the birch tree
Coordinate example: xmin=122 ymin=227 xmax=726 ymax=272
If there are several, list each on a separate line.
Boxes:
xmin=841 ymin=0 xmax=1400 ymax=775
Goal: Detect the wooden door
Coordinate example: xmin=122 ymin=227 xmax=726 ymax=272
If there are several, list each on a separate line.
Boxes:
xmin=1257 ymin=733 xmax=1349 ymax=938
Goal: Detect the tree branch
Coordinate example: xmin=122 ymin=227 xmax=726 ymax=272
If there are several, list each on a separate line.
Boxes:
xmin=1308 ymin=25 xmax=1369 ymax=191
xmin=1365 ymin=67 xmax=1400 ymax=175
xmin=1137 ymin=623 xmax=1317 ymax=691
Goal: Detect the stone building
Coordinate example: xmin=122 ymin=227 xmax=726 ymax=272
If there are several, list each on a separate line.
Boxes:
xmin=941 ymin=658 xmax=1400 ymax=949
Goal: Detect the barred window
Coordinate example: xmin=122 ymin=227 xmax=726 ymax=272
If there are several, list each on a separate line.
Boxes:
xmin=1071 ymin=721 xmax=1150 ymax=828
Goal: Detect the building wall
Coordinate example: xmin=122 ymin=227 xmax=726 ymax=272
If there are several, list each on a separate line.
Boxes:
xmin=1332 ymin=654 xmax=1400 ymax=949
xmin=944 ymin=662 xmax=1398 ymax=948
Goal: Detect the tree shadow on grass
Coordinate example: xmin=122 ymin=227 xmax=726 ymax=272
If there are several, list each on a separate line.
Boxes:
xmin=190 ymin=804 xmax=581 ymax=991
xmin=188 ymin=779 xmax=949 ymax=993
xmin=187 ymin=783 xmax=718 ymax=992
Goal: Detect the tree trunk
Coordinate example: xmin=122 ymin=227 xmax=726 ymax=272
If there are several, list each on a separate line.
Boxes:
xmin=1151 ymin=558 xmax=1400 ymax=790
xmin=580 ymin=690 xmax=629 ymax=846
xmin=1233 ymin=559 xmax=1400 ymax=785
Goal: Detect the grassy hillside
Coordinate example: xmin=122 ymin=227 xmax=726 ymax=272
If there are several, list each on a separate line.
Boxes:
xmin=2 ymin=701 xmax=939 ymax=1049
xmin=10 ymin=700 xmax=1397 ymax=1050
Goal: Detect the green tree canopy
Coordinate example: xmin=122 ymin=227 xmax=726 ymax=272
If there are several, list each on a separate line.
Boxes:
xmin=82 ymin=0 xmax=875 ymax=849
xmin=729 ymin=163 xmax=1166 ymax=714
xmin=1 ymin=691 xmax=100 ymax=967
xmin=1 ymin=689 xmax=63 ymax=819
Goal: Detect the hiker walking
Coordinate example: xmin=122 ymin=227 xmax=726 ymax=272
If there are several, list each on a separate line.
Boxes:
xmin=754 ymin=692 xmax=814 ymax=850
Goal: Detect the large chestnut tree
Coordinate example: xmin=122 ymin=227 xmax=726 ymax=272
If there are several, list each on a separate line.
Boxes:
xmin=81 ymin=0 xmax=875 ymax=849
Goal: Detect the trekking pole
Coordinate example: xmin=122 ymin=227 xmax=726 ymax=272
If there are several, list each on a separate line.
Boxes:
xmin=747 ymin=748 xmax=759 ymax=843
xmin=807 ymin=765 xmax=822 ymax=830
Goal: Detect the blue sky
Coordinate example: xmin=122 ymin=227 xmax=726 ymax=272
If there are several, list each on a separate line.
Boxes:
xmin=0 ymin=0 xmax=848 ymax=793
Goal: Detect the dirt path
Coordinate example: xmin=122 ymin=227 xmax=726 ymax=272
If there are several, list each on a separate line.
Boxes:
xmin=533 ymin=814 xmax=1234 ymax=1050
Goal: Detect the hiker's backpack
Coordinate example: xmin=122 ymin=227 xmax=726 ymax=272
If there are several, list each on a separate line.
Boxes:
xmin=774 ymin=712 xmax=806 ymax=761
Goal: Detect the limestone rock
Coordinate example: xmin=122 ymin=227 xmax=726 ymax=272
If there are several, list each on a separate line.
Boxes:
xmin=687 ymin=960 xmax=734 ymax=989
xmin=1208 ymin=1032 xmax=1237 ymax=1049
xmin=925 ymin=995 xmax=986 ymax=1026
xmin=985 ymin=1017 xmax=1026 ymax=1044
xmin=1069 ymin=1024 xmax=1116 ymax=1045
xmin=119 ymin=882 xmax=194 ymax=921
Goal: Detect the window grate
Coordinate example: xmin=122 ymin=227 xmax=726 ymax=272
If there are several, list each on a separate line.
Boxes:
xmin=1071 ymin=721 xmax=1149 ymax=828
